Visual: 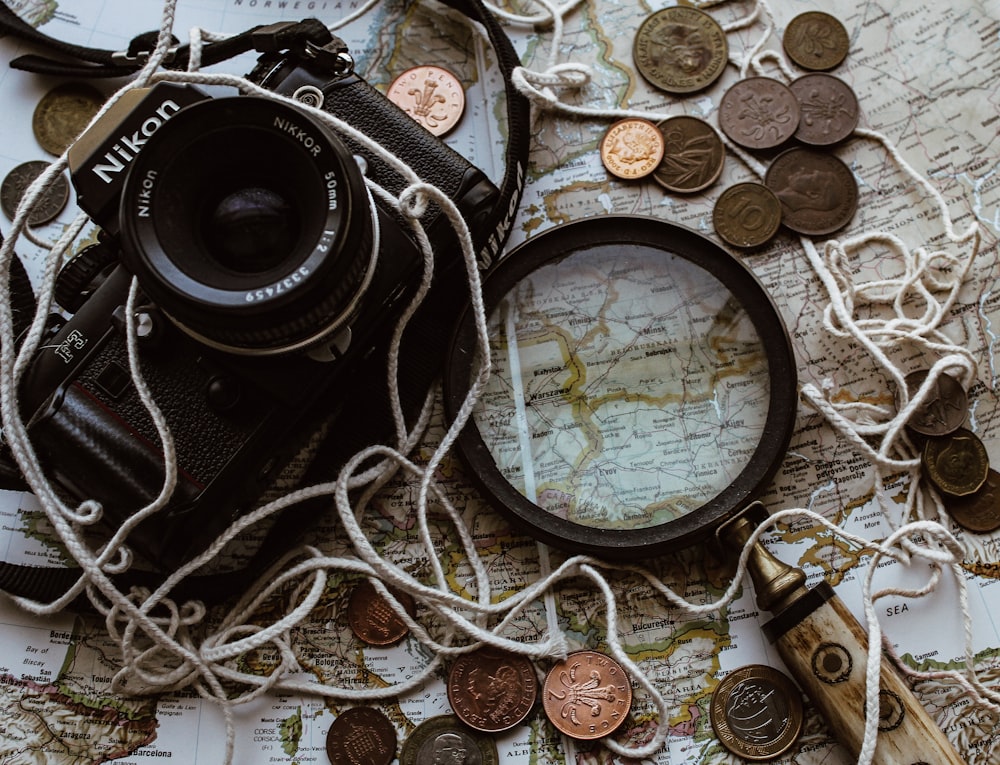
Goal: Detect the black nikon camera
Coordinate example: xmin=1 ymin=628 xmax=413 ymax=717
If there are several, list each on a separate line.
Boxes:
xmin=19 ymin=26 xmax=500 ymax=569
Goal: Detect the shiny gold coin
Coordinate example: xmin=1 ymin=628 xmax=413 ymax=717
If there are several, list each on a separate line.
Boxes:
xmin=922 ymin=427 xmax=990 ymax=499
xmin=347 ymin=579 xmax=416 ymax=646
xmin=600 ymin=118 xmax=665 ymax=180
xmin=783 ymin=12 xmax=850 ymax=71
xmin=1 ymin=160 xmax=69 ymax=226
xmin=386 ymin=65 xmax=465 ymax=137
xmin=713 ymin=182 xmax=782 ymax=248
xmin=633 ymin=6 xmax=729 ymax=94
xmin=542 ymin=650 xmax=632 ymax=740
xmin=652 ymin=115 xmax=724 ymax=193
xmin=399 ymin=715 xmax=498 ymax=765
xmin=948 ymin=468 xmax=1000 ymax=534
xmin=447 ymin=647 xmax=537 ymax=732
xmin=710 ymin=664 xmax=804 ymax=761
xmin=32 ymin=82 xmax=105 ymax=156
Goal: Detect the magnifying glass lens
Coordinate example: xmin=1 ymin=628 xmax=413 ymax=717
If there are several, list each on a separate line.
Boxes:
xmin=473 ymin=243 xmax=771 ymax=531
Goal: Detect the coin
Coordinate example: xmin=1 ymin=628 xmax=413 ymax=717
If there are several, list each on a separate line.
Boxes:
xmin=1 ymin=160 xmax=70 ymax=226
xmin=32 ymin=82 xmax=105 ymax=156
xmin=789 ymin=73 xmax=859 ymax=146
xmin=326 ymin=707 xmax=397 ymax=765
xmin=400 ymin=715 xmax=498 ymax=765
xmin=713 ymin=182 xmax=782 ymax=248
xmin=783 ymin=12 xmax=850 ymax=71
xmin=446 ymin=647 xmax=537 ymax=732
xmin=652 ymin=115 xmax=725 ymax=193
xmin=386 ymin=65 xmax=465 ymax=137
xmin=764 ymin=148 xmax=857 ymax=236
xmin=948 ymin=468 xmax=1000 ymax=534
xmin=600 ymin=118 xmax=665 ymax=180
xmin=718 ymin=77 xmax=800 ymax=150
xmin=902 ymin=369 xmax=968 ymax=437
xmin=633 ymin=7 xmax=729 ymax=94
xmin=709 ymin=664 xmax=804 ymax=761
xmin=922 ymin=427 xmax=990 ymax=499
xmin=347 ymin=579 xmax=417 ymax=646
xmin=542 ymin=650 xmax=632 ymax=740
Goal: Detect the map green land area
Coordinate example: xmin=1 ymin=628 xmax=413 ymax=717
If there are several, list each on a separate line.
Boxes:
xmin=0 ymin=0 xmax=999 ymax=763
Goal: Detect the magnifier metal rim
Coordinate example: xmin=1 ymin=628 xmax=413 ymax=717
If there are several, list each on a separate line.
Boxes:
xmin=443 ymin=215 xmax=797 ymax=558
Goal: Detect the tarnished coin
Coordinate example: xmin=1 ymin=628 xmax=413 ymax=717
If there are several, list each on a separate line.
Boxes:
xmin=1 ymin=160 xmax=70 ymax=226
xmin=710 ymin=664 xmax=804 ymax=761
xmin=386 ymin=65 xmax=465 ymax=137
xmin=948 ymin=469 xmax=1000 ymax=534
xmin=652 ymin=115 xmax=725 ymax=193
xmin=447 ymin=647 xmax=537 ymax=732
xmin=719 ymin=77 xmax=800 ymax=150
xmin=783 ymin=11 xmax=850 ymax=71
xmin=542 ymin=650 xmax=632 ymax=740
xmin=32 ymin=81 xmax=105 ymax=156
xmin=902 ymin=369 xmax=968 ymax=437
xmin=347 ymin=579 xmax=417 ymax=646
xmin=633 ymin=7 xmax=729 ymax=94
xmin=326 ymin=707 xmax=397 ymax=765
xmin=600 ymin=118 xmax=665 ymax=180
xmin=400 ymin=715 xmax=498 ymax=765
xmin=713 ymin=182 xmax=782 ymax=248
xmin=789 ymin=73 xmax=860 ymax=146
xmin=922 ymin=427 xmax=990 ymax=499
xmin=764 ymin=148 xmax=857 ymax=236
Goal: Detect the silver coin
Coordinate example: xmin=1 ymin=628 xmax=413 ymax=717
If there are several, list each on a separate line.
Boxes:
xmin=1 ymin=160 xmax=70 ymax=225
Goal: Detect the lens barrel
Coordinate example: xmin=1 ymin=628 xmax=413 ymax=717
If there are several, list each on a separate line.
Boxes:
xmin=118 ymin=96 xmax=376 ymax=355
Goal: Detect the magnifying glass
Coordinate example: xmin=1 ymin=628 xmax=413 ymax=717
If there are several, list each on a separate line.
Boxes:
xmin=444 ymin=216 xmax=797 ymax=558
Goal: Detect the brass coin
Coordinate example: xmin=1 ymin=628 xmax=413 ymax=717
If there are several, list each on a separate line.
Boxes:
xmin=386 ymin=65 xmax=465 ymax=137
xmin=32 ymin=82 xmax=105 ymax=156
xmin=326 ymin=707 xmax=397 ymax=765
xmin=902 ymin=369 xmax=968 ymax=437
xmin=446 ymin=647 xmax=537 ymax=732
xmin=542 ymin=650 xmax=632 ymax=740
xmin=713 ymin=182 xmax=782 ymax=248
xmin=600 ymin=118 xmax=665 ymax=180
xmin=347 ymin=579 xmax=416 ymax=646
xmin=399 ymin=715 xmax=498 ymax=765
xmin=710 ymin=664 xmax=804 ymax=761
xmin=764 ymin=147 xmax=857 ymax=236
xmin=922 ymin=427 xmax=990 ymax=499
xmin=789 ymin=73 xmax=860 ymax=146
xmin=948 ymin=468 xmax=1000 ymax=534
xmin=783 ymin=12 xmax=850 ymax=71
xmin=652 ymin=115 xmax=725 ymax=193
xmin=718 ymin=77 xmax=800 ymax=151
xmin=633 ymin=7 xmax=729 ymax=94
xmin=1 ymin=160 xmax=70 ymax=226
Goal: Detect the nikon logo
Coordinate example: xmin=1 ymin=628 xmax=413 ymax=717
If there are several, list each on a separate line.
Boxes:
xmin=91 ymin=99 xmax=183 ymax=184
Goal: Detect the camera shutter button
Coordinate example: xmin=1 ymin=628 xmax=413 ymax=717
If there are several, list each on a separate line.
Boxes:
xmin=206 ymin=374 xmax=242 ymax=414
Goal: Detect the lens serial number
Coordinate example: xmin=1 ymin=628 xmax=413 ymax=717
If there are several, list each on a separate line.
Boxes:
xmin=245 ymin=266 xmax=310 ymax=303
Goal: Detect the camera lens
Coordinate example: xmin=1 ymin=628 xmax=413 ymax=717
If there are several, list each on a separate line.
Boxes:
xmin=118 ymin=96 xmax=376 ymax=355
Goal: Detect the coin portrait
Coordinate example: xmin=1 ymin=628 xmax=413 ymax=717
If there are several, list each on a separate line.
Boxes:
xmin=399 ymin=715 xmax=498 ymax=765
xmin=764 ymin=148 xmax=857 ymax=236
xmin=633 ymin=7 xmax=728 ymax=94
xmin=600 ymin=118 xmax=665 ymax=180
xmin=447 ymin=648 xmax=537 ymax=731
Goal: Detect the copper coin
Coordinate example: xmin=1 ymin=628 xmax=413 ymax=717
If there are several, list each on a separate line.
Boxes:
xmin=1 ymin=160 xmax=69 ymax=226
xmin=652 ymin=115 xmax=725 ymax=193
xmin=719 ymin=77 xmax=800 ymax=151
xmin=902 ymin=369 xmax=968 ymax=437
xmin=710 ymin=664 xmax=804 ymax=761
xmin=633 ymin=6 xmax=729 ymax=94
xmin=399 ymin=715 xmax=498 ymax=765
xmin=783 ymin=12 xmax=850 ymax=71
xmin=347 ymin=579 xmax=417 ymax=646
xmin=922 ymin=427 xmax=990 ymax=499
xmin=600 ymin=118 xmax=665 ymax=180
xmin=789 ymin=73 xmax=859 ymax=146
xmin=948 ymin=468 xmax=1000 ymax=534
xmin=447 ymin=648 xmax=537 ymax=732
xmin=326 ymin=707 xmax=397 ymax=765
xmin=764 ymin=148 xmax=857 ymax=236
xmin=542 ymin=650 xmax=632 ymax=740
xmin=386 ymin=65 xmax=465 ymax=137
xmin=32 ymin=81 xmax=105 ymax=156
xmin=713 ymin=182 xmax=782 ymax=248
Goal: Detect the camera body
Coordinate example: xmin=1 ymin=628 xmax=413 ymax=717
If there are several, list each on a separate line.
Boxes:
xmin=20 ymin=42 xmax=499 ymax=568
